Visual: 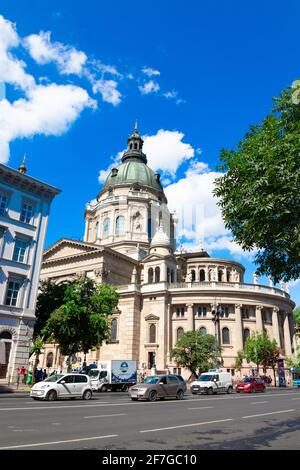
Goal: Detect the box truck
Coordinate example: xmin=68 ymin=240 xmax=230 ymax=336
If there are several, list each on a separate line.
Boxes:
xmin=88 ymin=360 xmax=137 ymax=392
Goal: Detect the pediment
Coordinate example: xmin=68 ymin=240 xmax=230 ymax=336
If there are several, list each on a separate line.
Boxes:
xmin=43 ymin=238 xmax=100 ymax=262
xmin=145 ymin=314 xmax=160 ymax=321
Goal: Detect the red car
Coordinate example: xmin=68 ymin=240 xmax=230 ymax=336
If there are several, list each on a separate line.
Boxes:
xmin=236 ymin=377 xmax=266 ymax=393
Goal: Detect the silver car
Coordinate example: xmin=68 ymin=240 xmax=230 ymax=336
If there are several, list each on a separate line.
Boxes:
xmin=30 ymin=373 xmax=93 ymax=401
xmin=129 ymin=374 xmax=187 ymax=401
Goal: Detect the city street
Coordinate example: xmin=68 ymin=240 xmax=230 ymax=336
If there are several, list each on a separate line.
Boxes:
xmin=0 ymin=389 xmax=300 ymax=450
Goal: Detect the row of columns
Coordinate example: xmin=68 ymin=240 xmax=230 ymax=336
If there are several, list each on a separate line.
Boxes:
xmin=183 ymin=303 xmax=293 ymax=356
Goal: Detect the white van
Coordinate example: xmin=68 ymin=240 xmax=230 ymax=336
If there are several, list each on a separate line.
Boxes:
xmin=190 ymin=369 xmax=233 ymax=395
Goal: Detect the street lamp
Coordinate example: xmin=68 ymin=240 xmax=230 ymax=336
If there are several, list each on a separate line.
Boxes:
xmin=211 ymin=304 xmax=224 ymax=369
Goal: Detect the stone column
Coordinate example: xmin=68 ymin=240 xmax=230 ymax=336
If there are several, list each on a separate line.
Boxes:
xmin=283 ymin=312 xmax=292 ymax=357
xmin=235 ymin=304 xmax=243 ymax=352
xmin=255 ymin=305 xmax=263 ymax=332
xmin=272 ymin=307 xmax=281 ymax=348
xmin=186 ymin=304 xmax=194 ymax=331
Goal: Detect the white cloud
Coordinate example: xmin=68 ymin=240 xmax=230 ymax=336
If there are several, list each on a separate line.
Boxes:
xmin=0 ymin=15 xmax=35 ymax=92
xmin=0 ymin=84 xmax=96 ymax=163
xmin=139 ymin=80 xmax=160 ymax=95
xmin=165 ymin=162 xmax=254 ymax=260
xmin=24 ymin=31 xmax=87 ymax=75
xmin=143 ymin=129 xmax=194 ymax=175
xmin=142 ymin=67 xmax=160 ymax=76
xmin=92 ymin=79 xmax=121 ymax=106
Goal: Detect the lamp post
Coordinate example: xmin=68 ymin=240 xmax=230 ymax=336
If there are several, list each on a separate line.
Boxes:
xmin=211 ymin=304 xmax=224 ymax=369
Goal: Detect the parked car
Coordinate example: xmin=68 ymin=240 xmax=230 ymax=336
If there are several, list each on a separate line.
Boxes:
xmin=128 ymin=374 xmax=187 ymax=401
xmin=30 ymin=373 xmax=93 ymax=401
xmin=235 ymin=377 xmax=266 ymax=393
xmin=191 ymin=370 xmax=233 ymax=395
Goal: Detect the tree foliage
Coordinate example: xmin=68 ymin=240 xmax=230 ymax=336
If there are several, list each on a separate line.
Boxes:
xmin=214 ymin=88 xmax=300 ymax=282
xmin=170 ymin=331 xmax=218 ymax=378
xmin=293 ymin=306 xmax=300 ymax=325
xmin=34 ymin=280 xmax=70 ymax=340
xmin=244 ymin=331 xmax=280 ymax=371
xmin=234 ymin=350 xmax=244 ymax=371
xmin=286 ymin=347 xmax=300 ymax=369
xmin=42 ymin=278 xmax=119 ymax=357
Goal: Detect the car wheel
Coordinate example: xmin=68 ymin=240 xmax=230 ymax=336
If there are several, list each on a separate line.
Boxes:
xmin=176 ymin=390 xmax=184 ymax=400
xmin=46 ymin=390 xmax=57 ymax=401
xmin=227 ymin=386 xmax=233 ymax=394
xmin=148 ymin=390 xmax=158 ymax=402
xmin=207 ymin=387 xmax=214 ymax=395
xmin=83 ymin=390 xmax=92 ymax=400
xmin=249 ymin=387 xmax=253 ymax=393
xmin=236 ymin=390 xmax=240 ymax=393
xmin=101 ymin=385 xmax=108 ymax=392
xmin=131 ymin=398 xmax=138 ymax=401
xmin=192 ymin=392 xmax=198 ymax=395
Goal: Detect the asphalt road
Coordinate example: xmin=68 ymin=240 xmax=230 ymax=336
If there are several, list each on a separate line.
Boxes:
xmin=0 ymin=389 xmax=300 ymax=450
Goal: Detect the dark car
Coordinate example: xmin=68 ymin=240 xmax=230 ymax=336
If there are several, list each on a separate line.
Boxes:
xmin=129 ymin=374 xmax=187 ymax=401
xmin=236 ymin=376 xmax=266 ymax=393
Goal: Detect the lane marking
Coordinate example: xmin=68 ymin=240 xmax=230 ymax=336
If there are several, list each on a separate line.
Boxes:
xmin=187 ymin=406 xmax=214 ymax=410
xmin=51 ymin=423 xmax=61 ymax=425
xmin=292 ymin=398 xmax=300 ymax=400
xmin=140 ymin=418 xmax=233 ymax=433
xmin=1 ymin=392 xmax=300 ymax=412
xmin=243 ymin=409 xmax=295 ymax=419
xmin=0 ymin=434 xmax=119 ymax=450
xmin=250 ymin=401 xmax=269 ymax=404
xmin=84 ymin=413 xmax=127 ymax=419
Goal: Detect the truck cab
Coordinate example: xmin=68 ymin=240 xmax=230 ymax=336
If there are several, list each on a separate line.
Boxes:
xmin=190 ymin=369 xmax=233 ymax=395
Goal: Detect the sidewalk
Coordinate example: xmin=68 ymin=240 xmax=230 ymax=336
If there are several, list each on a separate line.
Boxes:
xmin=0 ymin=383 xmax=31 ymax=397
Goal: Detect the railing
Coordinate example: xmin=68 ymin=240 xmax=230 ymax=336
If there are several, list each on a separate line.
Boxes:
xmin=167 ymin=281 xmax=290 ymax=298
xmin=117 ymin=281 xmax=290 ymax=299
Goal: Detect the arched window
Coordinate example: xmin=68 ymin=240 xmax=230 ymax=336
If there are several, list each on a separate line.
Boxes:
xmin=227 ymin=271 xmax=231 ymax=282
xmin=149 ymin=324 xmax=156 ymax=343
xmin=46 ymin=352 xmax=53 ymax=368
xmin=170 ymin=270 xmax=175 ymax=283
xmin=243 ymin=328 xmax=250 ymax=344
xmin=155 ymin=267 xmax=160 ymax=283
xmin=222 ymin=327 xmax=230 ymax=345
xmin=103 ymin=218 xmax=110 ymax=238
xmin=218 ymin=270 xmax=223 ymax=282
xmin=111 ymin=319 xmax=118 ymax=341
xmin=0 ymin=331 xmax=12 ymax=340
xmin=95 ymin=222 xmax=99 ymax=240
xmin=148 ymin=268 xmax=154 ymax=284
xmin=199 ymin=269 xmax=205 ymax=281
xmin=115 ymin=216 xmax=125 ymax=235
xmin=199 ymin=327 xmax=207 ymax=336
xmin=134 ymin=142 xmax=138 ymax=149
xmin=177 ymin=327 xmax=184 ymax=342
xmin=190 ymin=270 xmax=196 ymax=282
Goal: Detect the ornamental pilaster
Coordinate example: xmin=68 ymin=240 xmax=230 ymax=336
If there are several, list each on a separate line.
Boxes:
xmin=235 ymin=303 xmax=243 ymax=351
xmin=255 ymin=305 xmax=263 ymax=332
xmin=283 ymin=312 xmax=292 ymax=357
xmin=186 ymin=304 xmax=194 ymax=331
xmin=272 ymin=307 xmax=281 ymax=348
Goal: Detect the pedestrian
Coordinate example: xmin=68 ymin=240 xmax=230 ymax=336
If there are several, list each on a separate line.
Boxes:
xmin=42 ymin=369 xmax=47 ymax=380
xmin=19 ymin=366 xmax=26 ymax=384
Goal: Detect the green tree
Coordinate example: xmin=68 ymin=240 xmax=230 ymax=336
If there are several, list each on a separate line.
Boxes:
xmin=293 ymin=306 xmax=300 ymax=325
xmin=30 ymin=280 xmax=70 ymax=383
xmin=244 ymin=332 xmax=280 ymax=379
xmin=233 ymin=350 xmax=244 ymax=372
xmin=214 ymin=87 xmax=300 ymax=283
xmin=42 ymin=278 xmax=119 ymax=372
xmin=170 ymin=331 xmax=218 ymax=379
xmin=286 ymin=347 xmax=300 ymax=369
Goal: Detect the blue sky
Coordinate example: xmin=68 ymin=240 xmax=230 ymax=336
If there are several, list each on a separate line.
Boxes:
xmin=0 ymin=0 xmax=299 ymax=304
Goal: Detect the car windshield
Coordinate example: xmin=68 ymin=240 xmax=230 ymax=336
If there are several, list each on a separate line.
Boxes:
xmin=141 ymin=376 xmax=160 ymax=384
xmin=88 ymin=370 xmax=99 ymax=378
xmin=43 ymin=374 xmax=64 ymax=383
xmin=198 ymin=375 xmax=213 ymax=381
xmin=241 ymin=377 xmax=253 ymax=383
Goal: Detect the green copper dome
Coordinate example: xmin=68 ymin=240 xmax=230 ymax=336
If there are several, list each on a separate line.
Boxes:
xmin=100 ymin=123 xmax=165 ymax=195
xmin=103 ymin=159 xmax=163 ymax=192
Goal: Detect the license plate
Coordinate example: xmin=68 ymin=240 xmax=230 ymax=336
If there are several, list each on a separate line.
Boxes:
xmin=131 ymin=394 xmax=137 ymax=398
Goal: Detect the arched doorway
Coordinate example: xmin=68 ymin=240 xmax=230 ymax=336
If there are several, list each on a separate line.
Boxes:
xmin=0 ymin=331 xmax=13 ymax=379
